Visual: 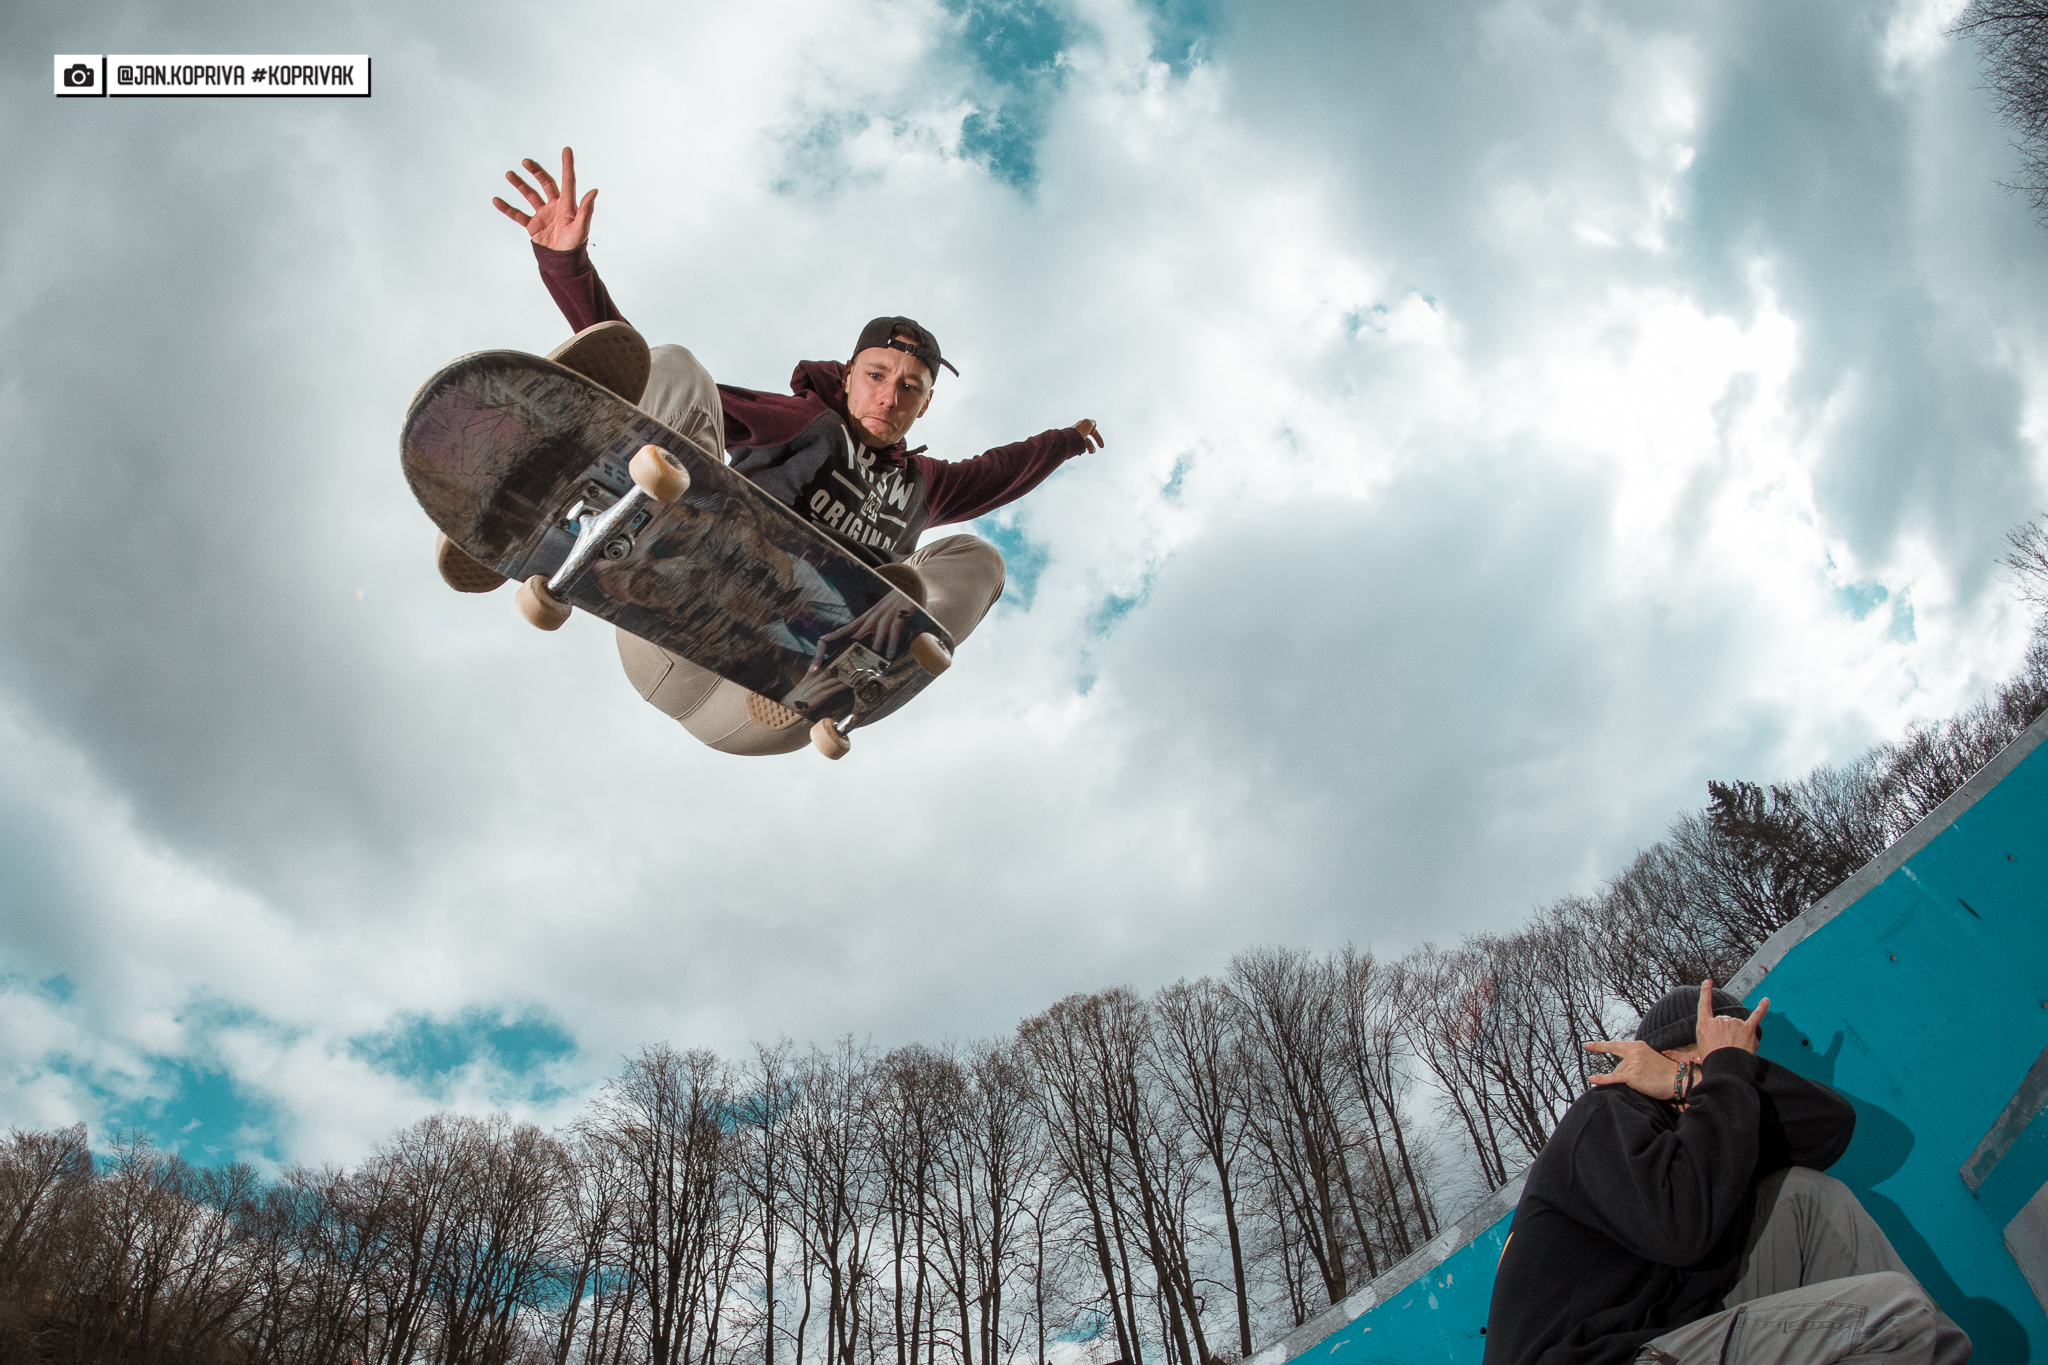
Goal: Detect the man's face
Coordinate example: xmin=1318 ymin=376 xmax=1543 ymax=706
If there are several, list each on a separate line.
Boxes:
xmin=844 ymin=342 xmax=934 ymax=448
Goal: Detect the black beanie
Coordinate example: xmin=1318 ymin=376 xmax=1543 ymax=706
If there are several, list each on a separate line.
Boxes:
xmin=1635 ymin=986 xmax=1751 ymax=1052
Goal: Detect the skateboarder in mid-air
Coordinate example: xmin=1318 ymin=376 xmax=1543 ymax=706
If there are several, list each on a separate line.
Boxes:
xmin=444 ymin=146 xmax=1105 ymax=756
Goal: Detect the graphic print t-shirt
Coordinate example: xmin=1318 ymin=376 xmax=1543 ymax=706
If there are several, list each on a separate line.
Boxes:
xmin=721 ymin=397 xmax=930 ymax=567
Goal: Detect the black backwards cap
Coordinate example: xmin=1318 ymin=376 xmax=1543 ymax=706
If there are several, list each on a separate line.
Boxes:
xmin=1635 ymin=986 xmax=1752 ymax=1052
xmin=851 ymin=316 xmax=958 ymax=380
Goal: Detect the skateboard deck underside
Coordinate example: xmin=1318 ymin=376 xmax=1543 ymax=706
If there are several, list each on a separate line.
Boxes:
xmin=401 ymin=352 xmax=952 ymax=730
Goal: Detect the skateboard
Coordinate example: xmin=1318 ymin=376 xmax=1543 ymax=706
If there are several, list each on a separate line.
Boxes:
xmin=400 ymin=351 xmax=955 ymax=759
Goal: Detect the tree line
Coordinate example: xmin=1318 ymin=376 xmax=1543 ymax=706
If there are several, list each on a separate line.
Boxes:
xmin=6 ymin=528 xmax=2047 ymax=1365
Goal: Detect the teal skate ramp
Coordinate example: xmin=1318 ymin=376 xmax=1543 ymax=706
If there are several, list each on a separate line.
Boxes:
xmin=1251 ymin=711 xmax=2048 ymax=1365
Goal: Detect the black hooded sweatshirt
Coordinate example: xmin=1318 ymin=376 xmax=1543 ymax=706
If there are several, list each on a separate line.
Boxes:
xmin=1482 ymin=1048 xmax=1856 ymax=1365
xmin=533 ymin=243 xmax=1088 ymax=566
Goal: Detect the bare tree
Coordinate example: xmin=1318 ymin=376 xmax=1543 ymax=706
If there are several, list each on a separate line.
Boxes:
xmin=735 ymin=1040 xmax=800 ymax=1365
xmin=786 ymin=1040 xmax=883 ymax=1365
xmin=429 ymin=1115 xmax=568 ymax=1365
xmin=1149 ymin=979 xmax=1254 ymax=1359
xmin=1330 ymin=948 xmax=1435 ymax=1261
xmin=929 ymin=1041 xmax=1042 ymax=1365
xmin=0 ymin=1123 xmax=91 ymax=1291
xmin=1230 ymin=949 xmax=1372 ymax=1312
xmin=1956 ymin=4 xmax=2048 ymax=221
xmin=875 ymin=1044 xmax=956 ymax=1365
xmin=1019 ymin=994 xmax=1142 ymax=1365
xmin=589 ymin=1045 xmax=753 ymax=1365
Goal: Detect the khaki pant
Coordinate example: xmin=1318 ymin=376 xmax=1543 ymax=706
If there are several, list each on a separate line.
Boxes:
xmin=617 ymin=345 xmax=1006 ymax=756
xmin=1640 ymin=1168 xmax=1970 ymax=1364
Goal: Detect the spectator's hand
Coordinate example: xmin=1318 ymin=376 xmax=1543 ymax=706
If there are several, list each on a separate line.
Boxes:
xmin=1695 ymin=979 xmax=1768 ymax=1057
xmin=1584 ymin=1039 xmax=1683 ymax=1099
xmin=492 ymin=147 xmax=596 ymax=252
xmin=1072 ymin=419 xmax=1105 ymax=452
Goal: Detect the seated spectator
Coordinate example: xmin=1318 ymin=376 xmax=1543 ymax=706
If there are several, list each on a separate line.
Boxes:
xmin=1483 ymin=980 xmax=1970 ymax=1364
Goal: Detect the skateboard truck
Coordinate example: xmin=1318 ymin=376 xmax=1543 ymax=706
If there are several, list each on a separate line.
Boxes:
xmin=801 ymin=644 xmax=892 ymax=760
xmin=518 ymin=446 xmax=689 ymax=631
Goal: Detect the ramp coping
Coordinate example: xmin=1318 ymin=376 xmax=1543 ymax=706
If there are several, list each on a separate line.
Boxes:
xmin=1245 ymin=1172 xmax=1526 ymax=1365
xmin=1726 ymin=707 xmax=2048 ymax=998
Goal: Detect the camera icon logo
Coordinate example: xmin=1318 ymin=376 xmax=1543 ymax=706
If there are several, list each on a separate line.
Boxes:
xmin=63 ymin=63 xmax=95 ymax=88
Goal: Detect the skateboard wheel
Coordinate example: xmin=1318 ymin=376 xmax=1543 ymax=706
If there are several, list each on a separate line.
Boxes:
xmin=811 ymin=718 xmax=850 ymax=760
xmin=630 ymin=444 xmax=690 ymax=503
xmin=516 ymin=575 xmax=572 ymax=631
xmin=910 ymin=632 xmax=952 ymax=676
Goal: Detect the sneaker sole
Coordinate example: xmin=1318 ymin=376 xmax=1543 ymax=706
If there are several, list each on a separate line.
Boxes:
xmin=436 ymin=532 xmax=507 ymax=593
xmin=744 ymin=691 xmax=806 ymax=731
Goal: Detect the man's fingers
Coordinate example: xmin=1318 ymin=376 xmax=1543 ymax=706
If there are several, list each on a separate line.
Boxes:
xmin=561 ymin=146 xmax=576 ymax=207
xmin=504 ymin=170 xmax=546 ymax=212
xmin=1584 ymin=1041 xmax=1619 ymax=1054
xmin=491 ymin=197 xmax=533 ymax=229
xmin=578 ymin=189 xmax=598 ymax=225
xmin=525 ymin=157 xmax=561 ymax=199
xmin=1699 ymin=978 xmax=1716 ymax=1027
xmin=1587 ymin=1074 xmax=1621 ymax=1086
xmin=1750 ymin=999 xmax=1770 ymax=1035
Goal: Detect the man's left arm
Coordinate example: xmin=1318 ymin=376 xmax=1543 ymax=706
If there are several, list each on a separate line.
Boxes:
xmin=1752 ymin=1058 xmax=1857 ymax=1173
xmin=920 ymin=421 xmax=1103 ymax=527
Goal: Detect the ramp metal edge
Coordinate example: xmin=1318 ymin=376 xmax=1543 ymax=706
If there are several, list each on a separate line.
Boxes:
xmin=1726 ymin=706 xmax=2048 ymax=998
xmin=1245 ymin=1172 xmax=1526 ymax=1365
xmin=1247 ymin=704 xmax=2048 ymax=1364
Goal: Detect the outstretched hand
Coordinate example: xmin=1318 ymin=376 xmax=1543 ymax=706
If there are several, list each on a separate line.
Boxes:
xmin=1583 ymin=1040 xmax=1682 ymax=1099
xmin=1072 ymin=419 xmax=1105 ymax=453
xmin=492 ymin=147 xmax=596 ymax=252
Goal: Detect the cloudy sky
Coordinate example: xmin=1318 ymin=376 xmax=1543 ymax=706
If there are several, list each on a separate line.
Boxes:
xmin=3 ymin=0 xmax=2045 ymax=1170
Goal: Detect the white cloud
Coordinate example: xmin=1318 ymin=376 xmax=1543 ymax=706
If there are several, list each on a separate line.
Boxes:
xmin=1 ymin=0 xmax=2043 ymax=1164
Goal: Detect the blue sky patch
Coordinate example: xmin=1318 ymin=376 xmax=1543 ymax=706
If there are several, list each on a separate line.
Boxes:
xmin=1345 ymin=304 xmax=1390 ymax=337
xmin=950 ymin=0 xmax=1068 ymax=83
xmin=1888 ymin=601 xmax=1916 ymax=643
xmin=95 ymin=1057 xmax=282 ymax=1167
xmin=1834 ymin=581 xmax=1889 ymax=620
xmin=974 ymin=515 xmax=1052 ymax=610
xmin=770 ymin=114 xmax=866 ymax=199
xmin=1136 ymin=0 xmax=1215 ymax=75
xmin=960 ymin=107 xmax=1045 ymax=192
xmin=1162 ymin=454 xmax=1191 ymax=503
xmin=944 ymin=0 xmax=1073 ymax=191
xmin=1089 ymin=575 xmax=1155 ymax=636
xmin=352 ymin=1007 xmax=578 ymax=1100
xmin=1058 ymin=1310 xmax=1110 ymax=1344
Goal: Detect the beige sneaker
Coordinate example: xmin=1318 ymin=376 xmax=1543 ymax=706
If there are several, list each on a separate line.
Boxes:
xmin=436 ymin=531 xmax=506 ymax=593
xmin=873 ymin=560 xmax=928 ymax=606
xmin=547 ymin=321 xmax=651 ymax=405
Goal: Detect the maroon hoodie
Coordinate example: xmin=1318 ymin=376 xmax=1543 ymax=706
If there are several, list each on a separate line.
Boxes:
xmin=534 ymin=243 xmax=1088 ymax=567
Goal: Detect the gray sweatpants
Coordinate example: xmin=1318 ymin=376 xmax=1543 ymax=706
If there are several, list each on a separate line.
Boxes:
xmin=616 ymin=344 xmax=1006 ymax=756
xmin=1639 ymin=1167 xmax=1971 ymax=1364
